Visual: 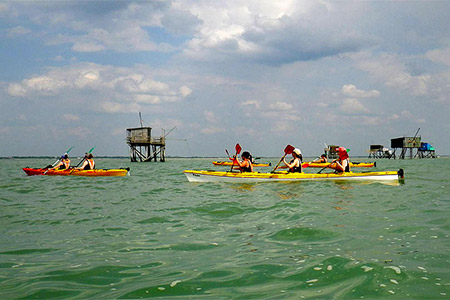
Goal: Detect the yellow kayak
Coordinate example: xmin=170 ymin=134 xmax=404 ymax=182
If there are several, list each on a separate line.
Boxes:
xmin=184 ymin=169 xmax=403 ymax=183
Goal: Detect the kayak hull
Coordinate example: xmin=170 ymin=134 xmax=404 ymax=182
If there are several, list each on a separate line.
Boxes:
xmin=184 ymin=169 xmax=403 ymax=183
xmin=23 ymin=168 xmax=130 ymax=177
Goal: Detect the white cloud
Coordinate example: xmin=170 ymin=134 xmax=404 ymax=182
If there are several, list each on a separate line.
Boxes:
xmin=7 ymin=26 xmax=31 ymax=37
xmin=268 ymin=101 xmax=292 ymax=111
xmin=354 ymin=53 xmax=431 ymax=96
xmin=6 ymin=63 xmax=191 ymax=111
xmin=134 ymin=94 xmax=161 ymax=104
xmin=201 ymin=126 xmax=226 ymax=134
xmin=99 ymin=101 xmax=141 ymax=114
xmin=8 ymin=75 xmax=69 ymax=96
xmin=271 ymin=120 xmax=291 ymax=132
xmin=12 ymin=2 xmax=183 ymax=54
xmin=67 ymin=127 xmax=92 ymax=138
xmin=7 ymin=83 xmax=27 ymax=97
xmin=390 ymin=110 xmax=416 ymax=121
xmin=425 ymin=48 xmax=450 ymax=66
xmin=390 ymin=113 xmax=399 ymax=121
xmin=341 ymin=84 xmax=380 ymax=98
xmin=181 ymin=1 xmax=368 ymax=64
xmin=204 ymin=111 xmax=217 ymax=123
xmin=68 ymin=27 xmax=174 ymax=53
xmin=360 ymin=116 xmax=383 ymax=126
xmin=241 ymin=99 xmax=261 ymax=110
xmin=63 ymin=114 xmax=80 ymax=122
xmin=72 ymin=42 xmax=106 ymax=52
xmin=339 ymin=98 xmax=368 ymax=114
xmin=180 ymin=86 xmax=192 ymax=97
xmin=389 ymin=110 xmax=426 ymax=124
xmin=399 ymin=110 xmax=413 ymax=119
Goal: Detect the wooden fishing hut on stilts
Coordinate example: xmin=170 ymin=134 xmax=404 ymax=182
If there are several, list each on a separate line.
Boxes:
xmin=416 ymin=142 xmax=436 ymax=158
xmin=126 ymin=127 xmax=166 ymax=162
xmin=391 ymin=136 xmax=422 ymax=159
xmin=368 ymin=145 xmax=394 ymax=159
xmin=390 ymin=128 xmax=422 ymax=159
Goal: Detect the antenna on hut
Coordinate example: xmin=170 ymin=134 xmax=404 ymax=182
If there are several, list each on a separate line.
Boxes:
xmin=413 ymin=127 xmax=420 ymax=139
xmin=139 ymin=112 xmax=144 ymax=128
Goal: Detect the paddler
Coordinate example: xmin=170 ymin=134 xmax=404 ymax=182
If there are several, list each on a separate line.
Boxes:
xmin=276 ymin=148 xmax=303 ymax=173
xmin=329 ymin=147 xmax=350 ymax=173
xmin=51 ymin=154 xmax=70 ymax=170
xmin=312 ymin=154 xmax=327 ymax=163
xmin=78 ymin=153 xmax=95 ymax=170
xmin=233 ymin=151 xmax=253 ymax=172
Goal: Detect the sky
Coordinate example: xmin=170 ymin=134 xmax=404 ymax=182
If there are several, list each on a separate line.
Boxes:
xmin=1 ymin=0 xmax=449 ymax=158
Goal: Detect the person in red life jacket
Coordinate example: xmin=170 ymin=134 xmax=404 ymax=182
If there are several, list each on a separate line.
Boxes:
xmin=52 ymin=154 xmax=70 ymax=170
xmin=233 ymin=151 xmax=253 ymax=172
xmin=277 ymin=148 xmax=303 ymax=173
xmin=329 ymin=147 xmax=350 ymax=173
xmin=78 ymin=153 xmax=95 ymax=170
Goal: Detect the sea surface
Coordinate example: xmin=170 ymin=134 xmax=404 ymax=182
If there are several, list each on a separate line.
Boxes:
xmin=1 ymin=157 xmax=449 ymax=299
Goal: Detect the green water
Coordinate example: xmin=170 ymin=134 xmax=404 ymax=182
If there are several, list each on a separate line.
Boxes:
xmin=1 ymin=157 xmax=449 ymax=299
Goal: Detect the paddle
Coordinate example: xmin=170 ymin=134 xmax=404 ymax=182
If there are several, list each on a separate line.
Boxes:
xmin=225 ymin=149 xmax=232 ymax=160
xmin=317 ymin=162 xmax=332 ymax=174
xmin=271 ymin=145 xmax=295 ymax=173
xmin=229 ymin=143 xmax=242 ymax=172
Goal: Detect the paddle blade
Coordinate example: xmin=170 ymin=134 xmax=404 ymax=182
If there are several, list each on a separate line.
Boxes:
xmin=66 ymin=146 xmax=75 ymax=154
xmin=284 ymin=145 xmax=295 ymax=154
xmin=302 ymin=163 xmax=310 ymax=168
xmin=235 ymin=143 xmax=242 ymax=154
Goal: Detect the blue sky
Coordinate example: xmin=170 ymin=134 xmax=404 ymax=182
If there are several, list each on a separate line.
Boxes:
xmin=1 ymin=0 xmax=449 ymax=157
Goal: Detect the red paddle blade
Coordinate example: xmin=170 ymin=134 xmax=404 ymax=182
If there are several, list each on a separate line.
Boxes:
xmin=284 ymin=144 xmax=295 ymax=154
xmin=236 ymin=143 xmax=242 ymax=154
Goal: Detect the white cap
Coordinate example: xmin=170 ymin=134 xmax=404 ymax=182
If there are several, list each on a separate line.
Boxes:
xmin=293 ymin=148 xmax=301 ymax=156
